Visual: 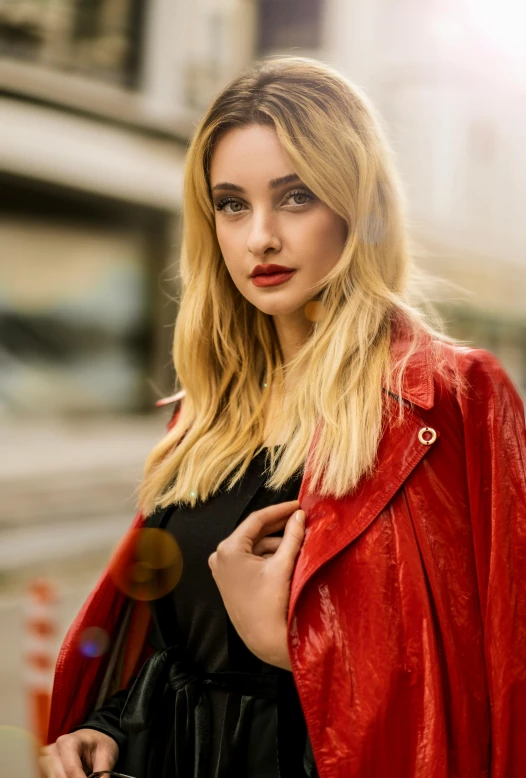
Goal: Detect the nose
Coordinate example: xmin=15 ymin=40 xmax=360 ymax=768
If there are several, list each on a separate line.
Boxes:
xmin=247 ymin=210 xmax=281 ymax=256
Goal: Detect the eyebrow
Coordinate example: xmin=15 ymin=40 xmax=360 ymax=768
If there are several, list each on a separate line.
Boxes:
xmin=211 ymin=173 xmax=302 ymax=194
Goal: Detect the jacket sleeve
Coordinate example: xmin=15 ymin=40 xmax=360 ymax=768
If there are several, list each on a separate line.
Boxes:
xmin=69 ymin=611 xmax=168 ymax=752
xmin=47 ymin=400 xmax=184 ymax=744
xmin=70 ymin=687 xmax=130 ymax=752
xmin=459 ymin=349 xmax=526 ymax=777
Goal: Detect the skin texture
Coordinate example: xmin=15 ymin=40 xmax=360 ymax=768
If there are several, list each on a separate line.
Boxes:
xmin=210 ymin=123 xmax=348 ymax=367
xmin=208 ymin=501 xmax=306 ymax=671
xmin=39 ymin=728 xmax=118 ymax=777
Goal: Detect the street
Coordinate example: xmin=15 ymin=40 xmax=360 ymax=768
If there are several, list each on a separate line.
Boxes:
xmin=0 ymin=411 xmax=172 ymax=776
xmin=0 ymin=574 xmax=97 ymax=777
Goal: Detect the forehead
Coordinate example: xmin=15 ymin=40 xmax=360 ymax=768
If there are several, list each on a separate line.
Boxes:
xmin=209 ymin=124 xmax=293 ymax=184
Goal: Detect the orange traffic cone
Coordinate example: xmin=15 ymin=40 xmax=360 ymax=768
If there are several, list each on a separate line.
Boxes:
xmin=25 ymin=579 xmax=59 ymax=747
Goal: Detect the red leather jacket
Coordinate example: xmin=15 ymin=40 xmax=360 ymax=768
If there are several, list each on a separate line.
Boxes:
xmin=48 ymin=337 xmax=526 ymax=777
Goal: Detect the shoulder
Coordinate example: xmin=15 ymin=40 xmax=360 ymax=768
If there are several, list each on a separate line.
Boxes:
xmin=428 ymin=340 xmax=524 ymax=422
xmin=390 ymin=329 xmax=519 ymax=414
xmin=437 ymin=342 xmax=511 ymax=382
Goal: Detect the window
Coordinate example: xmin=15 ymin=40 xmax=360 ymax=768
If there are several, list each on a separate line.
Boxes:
xmin=0 ymin=0 xmax=145 ymax=87
xmin=257 ymin=0 xmax=324 ymax=53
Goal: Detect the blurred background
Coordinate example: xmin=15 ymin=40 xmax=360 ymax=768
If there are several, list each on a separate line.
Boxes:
xmin=0 ymin=0 xmax=525 ymax=770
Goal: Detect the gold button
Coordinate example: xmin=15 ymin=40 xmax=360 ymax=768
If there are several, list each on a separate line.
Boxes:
xmin=418 ymin=427 xmax=437 ymax=446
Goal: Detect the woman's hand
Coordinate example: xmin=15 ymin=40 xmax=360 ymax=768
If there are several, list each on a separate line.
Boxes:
xmin=208 ymin=500 xmax=306 ymax=671
xmin=39 ymin=729 xmax=118 ymax=778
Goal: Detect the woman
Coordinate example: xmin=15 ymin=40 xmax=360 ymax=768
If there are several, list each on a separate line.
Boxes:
xmin=41 ymin=56 xmax=526 ymax=778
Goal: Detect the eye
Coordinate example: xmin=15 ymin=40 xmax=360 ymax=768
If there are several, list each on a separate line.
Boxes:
xmin=285 ymin=189 xmax=314 ymax=206
xmin=214 ymin=197 xmax=246 ymax=214
xmin=214 ymin=188 xmax=315 ymax=215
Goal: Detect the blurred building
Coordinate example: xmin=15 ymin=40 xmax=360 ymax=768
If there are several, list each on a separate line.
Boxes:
xmin=325 ymin=0 xmax=526 ymax=394
xmin=1 ymin=0 xmax=524 ymax=416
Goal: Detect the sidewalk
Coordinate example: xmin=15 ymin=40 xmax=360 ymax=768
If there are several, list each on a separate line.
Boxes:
xmin=0 ymin=413 xmax=177 ymax=749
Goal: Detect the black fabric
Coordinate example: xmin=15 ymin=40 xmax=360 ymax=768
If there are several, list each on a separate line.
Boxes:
xmin=77 ymin=448 xmax=316 ymax=777
xmin=117 ymin=642 xmax=282 ymax=777
xmin=71 ymin=687 xmax=130 ymax=753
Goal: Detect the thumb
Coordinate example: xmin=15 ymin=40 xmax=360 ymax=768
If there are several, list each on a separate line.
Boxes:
xmin=272 ymin=509 xmax=305 ymax=573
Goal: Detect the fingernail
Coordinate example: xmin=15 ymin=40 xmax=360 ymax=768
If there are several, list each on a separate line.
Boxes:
xmin=295 ymin=509 xmax=305 ymax=524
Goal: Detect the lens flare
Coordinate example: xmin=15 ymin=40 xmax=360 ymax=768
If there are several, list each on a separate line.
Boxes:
xmin=108 ymin=528 xmax=183 ymax=601
xmin=304 ymin=301 xmax=326 ymax=322
xmin=79 ymin=627 xmax=110 ymax=658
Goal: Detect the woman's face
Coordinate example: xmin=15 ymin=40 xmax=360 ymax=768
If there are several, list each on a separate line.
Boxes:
xmin=209 ymin=124 xmax=348 ymax=319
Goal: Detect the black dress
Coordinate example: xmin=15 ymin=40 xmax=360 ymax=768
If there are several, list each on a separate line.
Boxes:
xmin=76 ymin=448 xmax=317 ymax=778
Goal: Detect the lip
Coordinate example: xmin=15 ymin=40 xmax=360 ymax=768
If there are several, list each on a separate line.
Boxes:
xmin=251 ymin=270 xmax=296 ymax=287
xmin=250 ymin=264 xmax=295 ymax=277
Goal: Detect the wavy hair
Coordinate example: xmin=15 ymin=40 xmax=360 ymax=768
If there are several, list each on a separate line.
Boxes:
xmin=139 ymin=55 xmax=458 ymax=514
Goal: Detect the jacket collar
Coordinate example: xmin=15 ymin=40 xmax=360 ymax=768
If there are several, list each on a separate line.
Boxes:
xmin=384 ymin=313 xmax=435 ymax=410
xmin=289 ymin=327 xmax=439 ymax=623
xmin=382 ymin=324 xmax=435 ymax=410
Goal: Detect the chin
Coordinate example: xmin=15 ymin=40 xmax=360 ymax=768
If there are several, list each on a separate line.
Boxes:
xmin=252 ymin=297 xmax=305 ymax=317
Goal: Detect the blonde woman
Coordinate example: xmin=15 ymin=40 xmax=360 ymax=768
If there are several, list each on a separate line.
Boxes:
xmin=41 ymin=57 xmax=526 ymax=778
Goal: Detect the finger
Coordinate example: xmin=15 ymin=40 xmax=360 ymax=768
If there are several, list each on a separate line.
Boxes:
xmin=271 ymin=509 xmax=305 ymax=573
xmin=39 ymin=748 xmax=68 ymax=778
xmin=252 ymin=536 xmax=282 ymax=556
xmin=55 ymin=737 xmax=88 ymax=778
xmin=229 ymin=500 xmax=301 ymax=548
xmin=92 ymin=752 xmax=117 ymax=773
xmin=92 ymin=738 xmax=119 ymax=773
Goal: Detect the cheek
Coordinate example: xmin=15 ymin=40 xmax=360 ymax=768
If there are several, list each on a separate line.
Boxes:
xmin=215 ymin=223 xmax=243 ymax=264
xmin=215 ymin=225 xmax=233 ymax=267
xmin=299 ymin=212 xmax=347 ymax=264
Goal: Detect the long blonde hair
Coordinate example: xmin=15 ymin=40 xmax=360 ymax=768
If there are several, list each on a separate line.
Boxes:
xmin=139 ymin=55 xmax=456 ymax=515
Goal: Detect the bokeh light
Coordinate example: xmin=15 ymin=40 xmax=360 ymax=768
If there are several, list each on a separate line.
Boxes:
xmin=78 ymin=627 xmax=110 ymax=658
xmin=304 ymin=301 xmax=326 ymax=322
xmin=108 ymin=528 xmax=183 ymax=601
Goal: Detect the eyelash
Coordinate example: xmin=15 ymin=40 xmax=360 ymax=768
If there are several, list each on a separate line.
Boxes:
xmin=214 ymin=188 xmax=315 ymax=214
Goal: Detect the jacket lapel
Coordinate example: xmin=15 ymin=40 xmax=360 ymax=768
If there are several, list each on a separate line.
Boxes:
xmin=289 ymin=334 xmax=438 ymax=621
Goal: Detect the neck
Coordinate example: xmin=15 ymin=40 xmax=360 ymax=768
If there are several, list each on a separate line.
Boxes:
xmin=262 ymin=313 xmax=307 ymax=447
xmin=272 ymin=309 xmax=314 ymax=366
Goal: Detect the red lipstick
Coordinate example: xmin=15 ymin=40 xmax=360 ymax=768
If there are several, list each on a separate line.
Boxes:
xmin=250 ymin=263 xmax=296 ymax=288
xmin=251 ymin=270 xmax=296 ymax=287
xmin=250 ymin=263 xmax=295 ymax=277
